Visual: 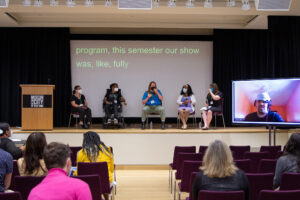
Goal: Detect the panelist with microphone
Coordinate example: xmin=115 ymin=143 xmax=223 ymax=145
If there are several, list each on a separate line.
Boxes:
xmin=141 ymin=81 xmax=165 ymax=130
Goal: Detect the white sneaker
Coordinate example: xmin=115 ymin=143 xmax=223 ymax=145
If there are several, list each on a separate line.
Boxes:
xmin=114 ymin=118 xmax=118 ymax=125
xmin=107 ymin=118 xmax=112 ymax=124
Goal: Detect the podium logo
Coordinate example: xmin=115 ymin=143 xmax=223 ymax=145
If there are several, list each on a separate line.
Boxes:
xmin=31 ymin=95 xmax=44 ymax=108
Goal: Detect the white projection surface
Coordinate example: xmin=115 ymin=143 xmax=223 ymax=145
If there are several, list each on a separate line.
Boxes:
xmin=71 ymin=40 xmax=213 ymax=118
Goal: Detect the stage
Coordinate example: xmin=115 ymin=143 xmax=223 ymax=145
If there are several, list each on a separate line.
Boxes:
xmin=12 ymin=126 xmax=298 ymax=166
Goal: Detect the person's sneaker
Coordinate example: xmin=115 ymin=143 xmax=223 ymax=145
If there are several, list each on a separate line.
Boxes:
xmin=161 ymin=121 xmax=165 ymax=130
xmin=114 ymin=118 xmax=118 ymax=125
xmin=107 ymin=118 xmax=112 ymax=124
xmin=141 ymin=122 xmax=145 ymax=130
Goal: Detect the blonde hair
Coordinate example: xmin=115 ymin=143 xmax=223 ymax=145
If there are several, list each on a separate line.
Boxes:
xmin=201 ymin=140 xmax=237 ymax=178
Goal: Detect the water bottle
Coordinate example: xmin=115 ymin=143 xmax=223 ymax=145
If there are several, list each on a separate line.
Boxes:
xmin=150 ymin=121 xmax=153 ymax=129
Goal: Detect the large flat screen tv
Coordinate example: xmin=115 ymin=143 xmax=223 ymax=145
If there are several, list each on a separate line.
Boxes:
xmin=232 ymin=78 xmax=300 ymax=126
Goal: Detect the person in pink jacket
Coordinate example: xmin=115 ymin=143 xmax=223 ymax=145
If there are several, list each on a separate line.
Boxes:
xmin=28 ymin=142 xmax=92 ymax=200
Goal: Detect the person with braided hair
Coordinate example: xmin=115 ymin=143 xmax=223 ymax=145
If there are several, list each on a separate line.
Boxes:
xmin=74 ymin=131 xmax=114 ymax=200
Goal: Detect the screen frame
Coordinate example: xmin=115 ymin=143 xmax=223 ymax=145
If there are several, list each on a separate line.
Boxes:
xmin=232 ymin=78 xmax=300 ymax=126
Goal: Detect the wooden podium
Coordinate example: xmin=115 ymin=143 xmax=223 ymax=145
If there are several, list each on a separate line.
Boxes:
xmin=20 ymin=84 xmax=55 ymax=130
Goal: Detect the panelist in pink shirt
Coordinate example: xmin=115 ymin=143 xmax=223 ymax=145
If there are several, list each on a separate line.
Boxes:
xmin=28 ymin=142 xmax=92 ymax=200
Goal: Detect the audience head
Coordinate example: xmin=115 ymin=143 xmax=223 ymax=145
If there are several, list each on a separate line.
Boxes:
xmin=43 ymin=142 xmax=71 ymax=174
xmin=209 ymin=83 xmax=219 ymax=94
xmin=201 ymin=140 xmax=237 ymax=178
xmin=82 ymin=131 xmax=110 ymax=162
xmin=285 ymin=133 xmax=300 ymax=156
xmin=148 ymin=81 xmax=157 ymax=93
xmin=180 ymin=84 xmax=193 ymax=96
xmin=0 ymin=122 xmax=11 ymax=138
xmin=73 ymin=85 xmax=82 ymax=94
xmin=24 ymin=132 xmax=47 ymax=174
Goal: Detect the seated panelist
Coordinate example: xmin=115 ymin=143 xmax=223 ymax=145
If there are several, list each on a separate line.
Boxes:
xmin=103 ymin=83 xmax=127 ymax=124
xmin=141 ymin=81 xmax=165 ymax=130
xmin=70 ymin=85 xmax=92 ymax=129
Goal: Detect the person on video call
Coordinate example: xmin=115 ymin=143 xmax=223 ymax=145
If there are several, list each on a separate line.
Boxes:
xmin=103 ymin=83 xmax=127 ymax=125
xmin=70 ymin=85 xmax=92 ymax=129
xmin=201 ymin=83 xmax=223 ymax=130
xmin=244 ymin=92 xmax=284 ymax=122
xmin=141 ymin=81 xmax=165 ymax=130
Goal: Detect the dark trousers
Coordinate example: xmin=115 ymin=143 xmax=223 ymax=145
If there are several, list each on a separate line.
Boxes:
xmin=72 ymin=107 xmax=92 ymax=123
xmin=104 ymin=104 xmax=119 ymax=119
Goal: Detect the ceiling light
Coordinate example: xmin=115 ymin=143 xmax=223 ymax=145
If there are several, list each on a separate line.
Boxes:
xmin=226 ymin=0 xmax=235 ymax=7
xmin=50 ymin=0 xmax=58 ymax=6
xmin=168 ymin=0 xmax=176 ymax=8
xmin=22 ymin=0 xmax=31 ymax=6
xmin=153 ymin=0 xmax=159 ymax=8
xmin=186 ymin=0 xmax=194 ymax=8
xmin=66 ymin=0 xmax=75 ymax=7
xmin=85 ymin=0 xmax=94 ymax=7
xmin=34 ymin=0 xmax=43 ymax=6
xmin=204 ymin=0 xmax=212 ymax=8
xmin=242 ymin=0 xmax=250 ymax=10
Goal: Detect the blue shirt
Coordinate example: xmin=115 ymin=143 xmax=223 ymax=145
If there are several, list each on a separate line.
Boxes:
xmin=142 ymin=90 xmax=163 ymax=106
xmin=0 ymin=149 xmax=13 ymax=192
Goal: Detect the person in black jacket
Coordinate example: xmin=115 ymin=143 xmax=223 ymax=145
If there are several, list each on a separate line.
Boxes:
xmin=192 ymin=140 xmax=249 ymax=200
xmin=0 ymin=122 xmax=24 ymax=159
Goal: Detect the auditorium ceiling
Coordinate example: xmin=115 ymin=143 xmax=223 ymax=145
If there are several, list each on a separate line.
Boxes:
xmin=0 ymin=0 xmax=300 ymax=34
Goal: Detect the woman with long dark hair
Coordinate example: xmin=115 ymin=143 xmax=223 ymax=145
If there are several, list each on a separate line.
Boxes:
xmin=70 ymin=85 xmax=92 ymax=129
xmin=75 ymin=131 xmax=114 ymax=200
xmin=201 ymin=83 xmax=223 ymax=130
xmin=274 ymin=133 xmax=300 ymax=189
xmin=177 ymin=84 xmax=196 ymax=129
xmin=17 ymin=132 xmax=47 ymax=176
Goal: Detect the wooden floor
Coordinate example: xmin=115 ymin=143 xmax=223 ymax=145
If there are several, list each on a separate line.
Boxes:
xmin=115 ymin=170 xmax=185 ymax=200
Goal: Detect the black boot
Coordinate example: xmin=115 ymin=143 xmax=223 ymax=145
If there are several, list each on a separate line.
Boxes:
xmin=161 ymin=121 xmax=165 ymax=130
xmin=141 ymin=122 xmax=145 ymax=130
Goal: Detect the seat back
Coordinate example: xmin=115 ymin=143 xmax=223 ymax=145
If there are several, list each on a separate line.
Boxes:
xmin=70 ymin=146 xmax=82 ymax=167
xmin=229 ymin=146 xmax=250 ymax=160
xmin=171 ymin=146 xmax=196 ymax=170
xmin=243 ymin=152 xmax=270 ymax=172
xmin=9 ymin=160 xmax=20 ymax=190
xmin=198 ymin=146 xmax=208 ymax=154
xmin=259 ymin=146 xmax=281 ymax=159
xmin=188 ymin=172 xmax=198 ymax=200
xmin=257 ymin=159 xmax=277 ymax=173
xmin=0 ymin=191 xmax=23 ymax=200
xmin=176 ymin=152 xmax=203 ymax=180
xmin=280 ymin=172 xmax=300 ymax=190
xmin=74 ymin=175 xmax=102 ymax=200
xmin=246 ymin=173 xmax=274 ymax=200
xmin=77 ymin=162 xmax=110 ymax=194
xmin=258 ymin=189 xmax=300 ymax=200
xmin=180 ymin=161 xmax=202 ymax=192
xmin=198 ymin=190 xmax=245 ymax=200
xmin=15 ymin=176 xmax=45 ymax=200
xmin=234 ymin=159 xmax=251 ymax=173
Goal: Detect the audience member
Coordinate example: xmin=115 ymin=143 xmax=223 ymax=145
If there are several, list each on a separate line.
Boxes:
xmin=177 ymin=84 xmax=196 ymax=129
xmin=0 ymin=148 xmax=13 ymax=192
xmin=17 ymin=132 xmax=47 ymax=176
xmin=0 ymin=122 xmax=24 ymax=159
xmin=74 ymin=131 xmax=114 ymax=200
xmin=273 ymin=133 xmax=300 ymax=189
xmin=193 ymin=140 xmax=249 ymax=200
xmin=28 ymin=142 xmax=92 ymax=200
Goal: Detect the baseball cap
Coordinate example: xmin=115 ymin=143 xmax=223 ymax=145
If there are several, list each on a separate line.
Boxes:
xmin=256 ymin=92 xmax=271 ymax=101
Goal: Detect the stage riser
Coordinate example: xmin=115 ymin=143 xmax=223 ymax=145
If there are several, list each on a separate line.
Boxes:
xmin=14 ymin=132 xmax=290 ymax=165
